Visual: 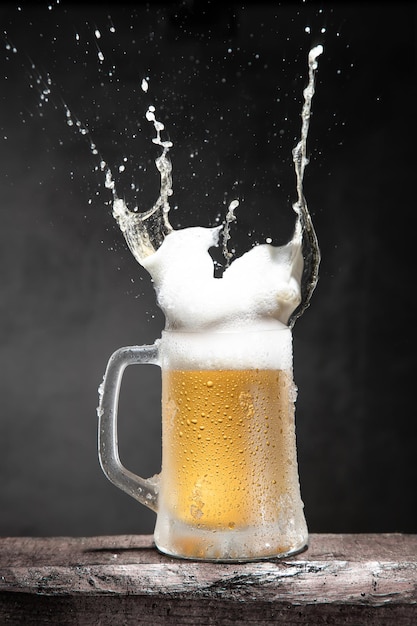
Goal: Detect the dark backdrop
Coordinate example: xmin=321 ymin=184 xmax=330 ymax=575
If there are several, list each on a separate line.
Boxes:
xmin=1 ymin=2 xmax=416 ymax=536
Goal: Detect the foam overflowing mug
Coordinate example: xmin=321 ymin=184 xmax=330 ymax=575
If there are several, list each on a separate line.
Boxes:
xmin=98 ymin=325 xmax=307 ymax=561
xmin=98 ymin=45 xmax=323 ymax=561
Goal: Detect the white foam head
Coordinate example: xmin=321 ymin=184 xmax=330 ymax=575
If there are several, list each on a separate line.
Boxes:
xmin=141 ymin=227 xmax=303 ymax=332
xmin=159 ymin=327 xmax=293 ymax=371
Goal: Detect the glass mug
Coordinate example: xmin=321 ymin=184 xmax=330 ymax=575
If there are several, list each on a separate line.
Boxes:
xmin=98 ymin=327 xmax=308 ymax=561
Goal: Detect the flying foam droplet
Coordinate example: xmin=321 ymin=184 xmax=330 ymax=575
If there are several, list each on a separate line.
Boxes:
xmin=146 ymin=106 xmax=155 ymax=122
xmin=141 ymin=78 xmax=149 ymax=93
xmin=308 ymin=44 xmax=323 ymax=70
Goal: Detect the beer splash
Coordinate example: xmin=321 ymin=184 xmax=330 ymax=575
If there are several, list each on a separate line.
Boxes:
xmin=108 ymin=45 xmax=323 ymax=329
xmin=105 ymin=105 xmax=174 ymax=263
xmin=289 ymin=45 xmax=323 ymax=327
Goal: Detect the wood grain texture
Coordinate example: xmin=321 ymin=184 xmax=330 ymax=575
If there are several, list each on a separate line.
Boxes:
xmin=1 ymin=534 xmax=416 ymax=625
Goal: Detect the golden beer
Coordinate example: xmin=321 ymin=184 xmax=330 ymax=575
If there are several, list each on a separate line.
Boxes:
xmin=99 ymin=327 xmax=307 ymax=561
xmin=162 ymin=368 xmax=297 ymax=529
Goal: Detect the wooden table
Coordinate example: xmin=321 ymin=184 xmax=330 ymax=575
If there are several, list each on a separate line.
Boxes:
xmin=1 ymin=534 xmax=416 ymax=625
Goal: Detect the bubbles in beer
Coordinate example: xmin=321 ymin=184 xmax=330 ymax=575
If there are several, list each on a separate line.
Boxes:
xmin=162 ymin=365 xmax=299 ymax=529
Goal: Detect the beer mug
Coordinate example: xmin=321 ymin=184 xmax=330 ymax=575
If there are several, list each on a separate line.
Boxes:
xmin=98 ymin=327 xmax=308 ymax=561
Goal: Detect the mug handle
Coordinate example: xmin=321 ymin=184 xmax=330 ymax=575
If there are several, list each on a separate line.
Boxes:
xmin=97 ymin=343 xmax=160 ymax=512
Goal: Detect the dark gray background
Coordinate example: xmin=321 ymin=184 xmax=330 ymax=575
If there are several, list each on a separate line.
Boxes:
xmin=1 ymin=2 xmax=416 ymax=537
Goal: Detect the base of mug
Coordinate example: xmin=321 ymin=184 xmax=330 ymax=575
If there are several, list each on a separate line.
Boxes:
xmin=154 ymin=516 xmax=308 ymax=562
xmin=156 ymin=541 xmax=309 ymax=563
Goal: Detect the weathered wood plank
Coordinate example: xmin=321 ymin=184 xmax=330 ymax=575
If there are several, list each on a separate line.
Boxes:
xmin=1 ymin=534 xmax=416 ymax=625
